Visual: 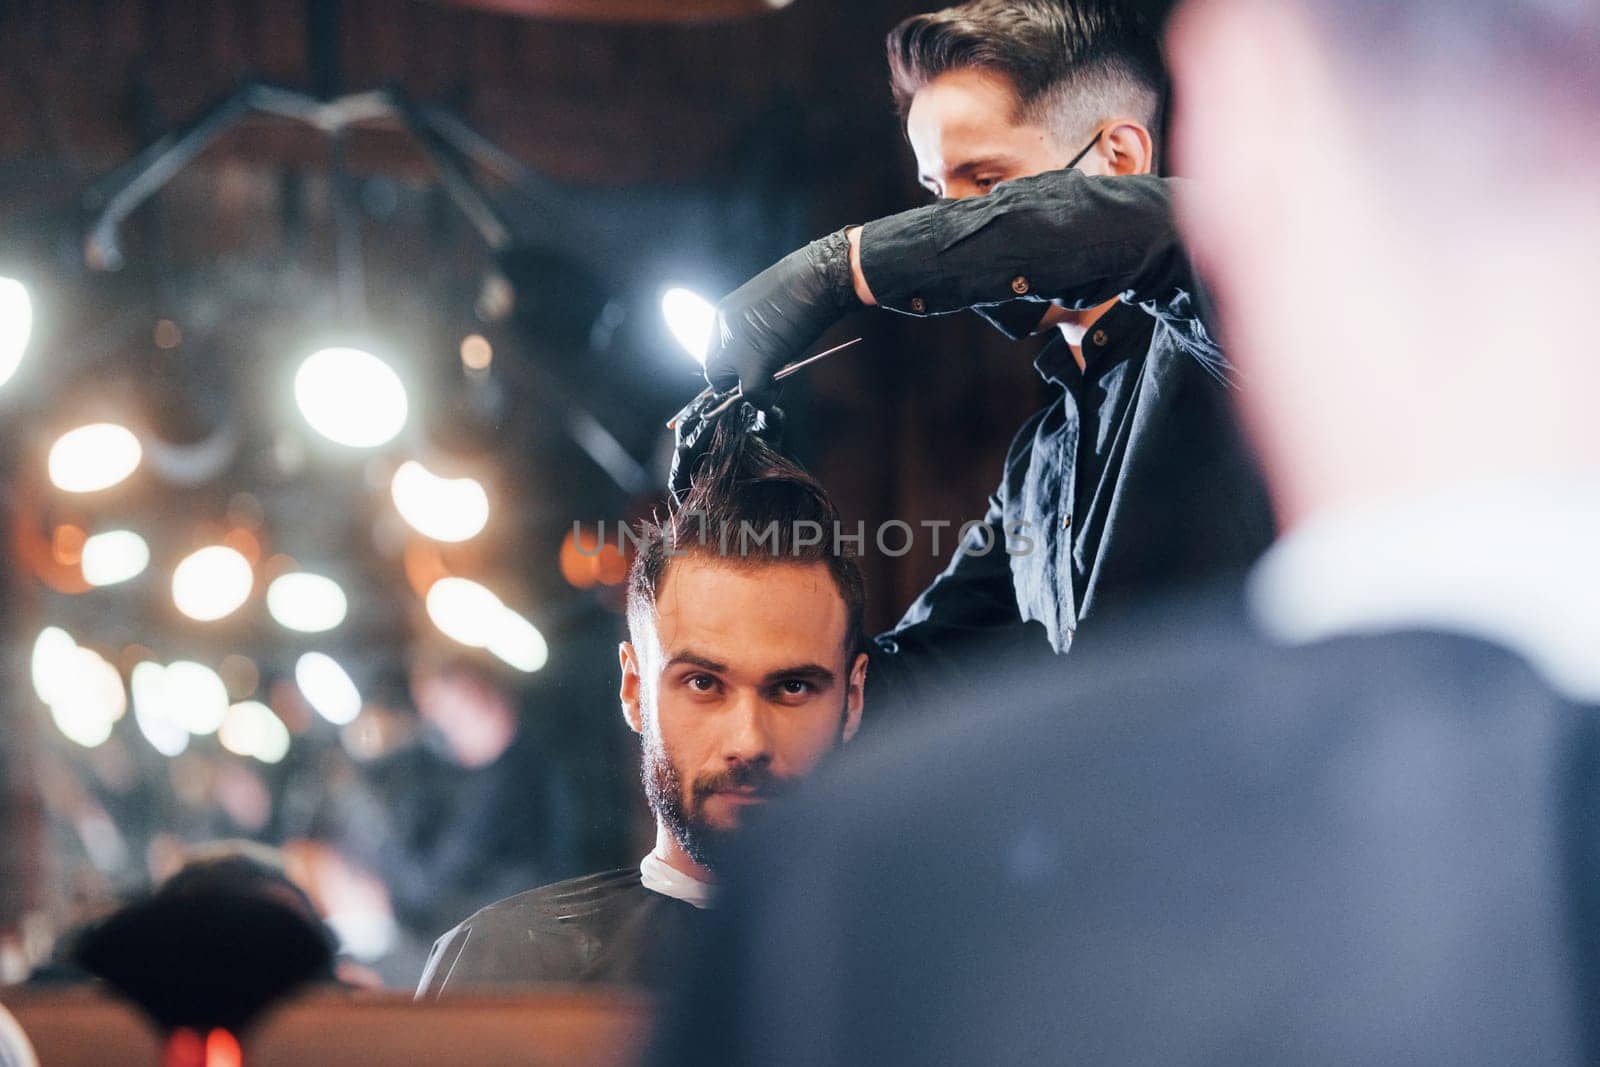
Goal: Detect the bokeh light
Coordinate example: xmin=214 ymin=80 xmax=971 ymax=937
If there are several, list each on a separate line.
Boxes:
xmin=48 ymin=423 xmax=142 ymax=493
xmin=661 ymin=287 xmax=716 ymax=365
xmin=266 ymin=571 xmax=348 ymax=633
xmin=425 ymin=577 xmax=548 ymax=673
xmin=390 ymin=460 xmax=489 ymax=543
xmin=172 ymin=545 xmax=253 ymax=622
xmin=162 ymin=660 xmax=230 ymax=735
xmin=218 ymin=653 xmax=260 ymax=700
xmin=31 ymin=628 xmax=126 ymax=748
xmin=219 ymin=701 xmax=292 ymax=764
xmin=424 ymin=577 xmax=503 ymax=647
xmin=30 ymin=627 xmax=78 ymax=706
xmin=153 ymin=318 xmax=182 ymax=349
xmin=294 ymin=346 xmax=409 ymax=448
xmin=487 ymin=608 xmax=549 ymax=673
xmin=0 ymin=277 xmax=31 ymax=389
xmin=81 ymin=529 xmax=150 ymax=587
xmin=459 ymin=333 xmax=492 ymax=371
xmin=131 ymin=661 xmax=191 ymax=756
xmin=295 ymin=651 xmax=362 ymax=725
xmin=560 ymin=526 xmax=629 ymax=588
xmin=51 ymin=524 xmax=86 ymax=567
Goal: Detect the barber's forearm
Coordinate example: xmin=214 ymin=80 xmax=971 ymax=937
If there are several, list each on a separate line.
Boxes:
xmin=855 ymin=169 xmax=1187 ymax=317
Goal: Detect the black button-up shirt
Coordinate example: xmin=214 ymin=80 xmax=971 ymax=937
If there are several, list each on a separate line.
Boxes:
xmin=858 ymin=167 xmax=1276 ymax=703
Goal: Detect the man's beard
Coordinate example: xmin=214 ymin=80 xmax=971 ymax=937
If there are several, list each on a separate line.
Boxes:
xmin=640 ymin=734 xmax=792 ymax=875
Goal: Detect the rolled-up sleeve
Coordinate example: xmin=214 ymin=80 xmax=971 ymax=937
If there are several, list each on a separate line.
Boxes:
xmin=858 ymin=170 xmax=1187 ymax=317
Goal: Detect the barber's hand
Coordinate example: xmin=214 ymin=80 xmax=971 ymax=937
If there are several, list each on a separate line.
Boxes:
xmin=704 ymin=227 xmax=860 ymax=405
xmin=668 ymin=391 xmax=785 ymax=508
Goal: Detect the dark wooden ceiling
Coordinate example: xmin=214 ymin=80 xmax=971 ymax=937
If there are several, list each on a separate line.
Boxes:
xmin=0 ymin=0 xmax=910 ymax=186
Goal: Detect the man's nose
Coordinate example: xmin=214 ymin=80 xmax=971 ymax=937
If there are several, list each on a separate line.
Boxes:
xmin=723 ymin=691 xmax=774 ymax=766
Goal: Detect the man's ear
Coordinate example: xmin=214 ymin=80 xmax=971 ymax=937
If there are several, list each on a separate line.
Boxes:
xmin=1102 ymin=120 xmax=1155 ymax=176
xmin=842 ymin=652 xmax=868 ymax=744
xmin=618 ymin=641 xmax=644 ymax=735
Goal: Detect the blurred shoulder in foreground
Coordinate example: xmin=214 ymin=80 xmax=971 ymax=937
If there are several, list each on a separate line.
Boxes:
xmin=650 ymin=584 xmax=1600 ymax=1065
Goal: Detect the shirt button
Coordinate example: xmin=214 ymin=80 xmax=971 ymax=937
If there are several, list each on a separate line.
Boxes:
xmin=1010 ymin=275 xmax=1030 ymax=295
xmin=1061 ymin=513 xmax=1072 ymax=530
xmin=1091 ymin=329 xmax=1109 ymax=347
xmin=910 ymin=297 xmax=927 ymax=313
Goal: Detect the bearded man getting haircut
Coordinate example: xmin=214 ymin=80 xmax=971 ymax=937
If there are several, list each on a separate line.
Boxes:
xmin=417 ymin=417 xmax=868 ymax=995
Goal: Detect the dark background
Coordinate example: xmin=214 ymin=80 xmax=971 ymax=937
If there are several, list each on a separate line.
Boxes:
xmin=0 ymin=0 xmax=1056 ymax=985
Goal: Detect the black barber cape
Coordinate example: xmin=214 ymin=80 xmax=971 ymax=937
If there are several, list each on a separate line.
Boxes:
xmin=415 ymin=868 xmax=708 ymax=996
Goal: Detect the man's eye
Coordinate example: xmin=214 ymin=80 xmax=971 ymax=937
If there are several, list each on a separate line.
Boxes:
xmin=776 ymin=679 xmax=814 ymax=698
xmin=686 ymin=674 xmax=718 ymax=693
xmin=974 ymin=176 xmax=999 ymax=191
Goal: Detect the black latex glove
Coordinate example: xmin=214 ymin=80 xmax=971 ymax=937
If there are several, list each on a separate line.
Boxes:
xmin=668 ymin=391 xmax=785 ymax=508
xmin=704 ymin=227 xmax=860 ymax=405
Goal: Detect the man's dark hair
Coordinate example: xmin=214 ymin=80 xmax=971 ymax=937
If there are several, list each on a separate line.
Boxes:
xmin=627 ymin=422 xmax=866 ymax=661
xmin=886 ymin=0 xmax=1168 ymax=142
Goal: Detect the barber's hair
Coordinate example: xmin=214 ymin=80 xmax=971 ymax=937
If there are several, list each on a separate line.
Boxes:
xmin=626 ymin=422 xmax=866 ymax=661
xmin=887 ymin=0 xmax=1167 ymax=144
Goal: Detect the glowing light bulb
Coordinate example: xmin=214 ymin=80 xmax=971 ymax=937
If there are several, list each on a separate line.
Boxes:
xmin=295 ymin=652 xmax=361 ymax=725
xmin=81 ymin=530 xmax=150 ymax=587
xmin=0 ymin=277 xmax=31 ymax=389
xmin=294 ymin=347 xmax=408 ymax=448
xmin=48 ymin=423 xmax=141 ymax=493
xmin=266 ymin=572 xmax=348 ymax=633
xmin=172 ymin=545 xmax=253 ymax=622
xmin=661 ymin=287 xmax=716 ymax=365
xmin=390 ymin=461 xmax=490 ymax=542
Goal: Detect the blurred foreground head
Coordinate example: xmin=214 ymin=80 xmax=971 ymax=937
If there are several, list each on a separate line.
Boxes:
xmin=623 ymin=419 xmax=868 ymax=876
xmin=1167 ymin=0 xmax=1600 ymax=525
xmin=73 ymin=842 xmax=334 ymax=1036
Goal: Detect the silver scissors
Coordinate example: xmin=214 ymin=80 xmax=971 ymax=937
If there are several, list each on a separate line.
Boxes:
xmin=665 ymin=336 xmax=864 ymax=429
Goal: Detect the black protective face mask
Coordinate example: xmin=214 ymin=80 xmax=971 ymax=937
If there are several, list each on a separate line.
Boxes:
xmin=973 ymin=130 xmax=1104 ymax=341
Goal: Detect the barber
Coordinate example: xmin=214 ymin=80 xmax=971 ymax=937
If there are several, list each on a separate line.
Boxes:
xmin=674 ymin=0 xmax=1275 ymax=711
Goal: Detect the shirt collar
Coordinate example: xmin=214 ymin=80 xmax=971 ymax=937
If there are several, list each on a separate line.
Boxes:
xmin=1033 ymin=298 xmax=1153 ymax=388
xmin=1247 ymin=478 xmax=1600 ymax=703
xmin=639 ymin=852 xmax=715 ymax=909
